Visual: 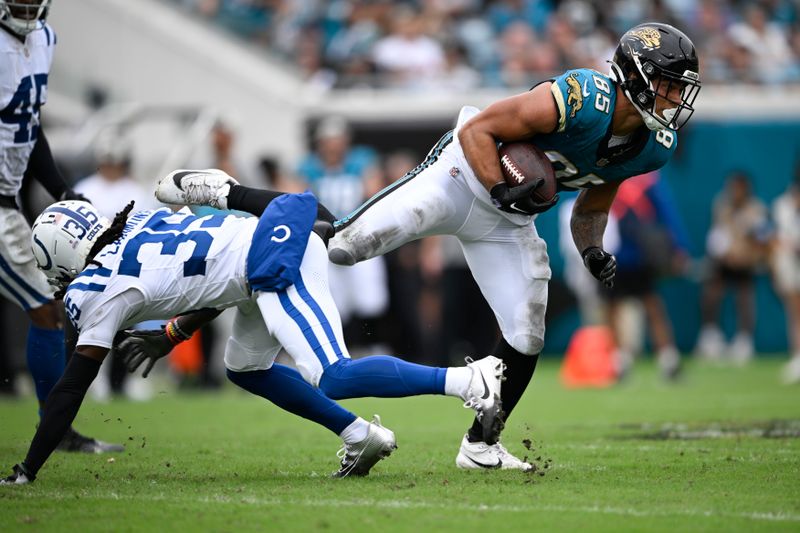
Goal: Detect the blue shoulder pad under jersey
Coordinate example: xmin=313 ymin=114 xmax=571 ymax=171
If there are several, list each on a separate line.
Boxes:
xmin=533 ymin=68 xmax=678 ymax=191
xmin=247 ymin=191 xmax=318 ymax=292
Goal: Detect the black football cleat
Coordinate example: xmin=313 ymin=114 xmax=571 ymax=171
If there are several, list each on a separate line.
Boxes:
xmin=56 ymin=427 xmax=125 ymax=454
xmin=0 ymin=464 xmax=35 ymax=485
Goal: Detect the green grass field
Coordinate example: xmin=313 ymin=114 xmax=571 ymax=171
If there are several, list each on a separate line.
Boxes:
xmin=1 ymin=358 xmax=799 ymax=532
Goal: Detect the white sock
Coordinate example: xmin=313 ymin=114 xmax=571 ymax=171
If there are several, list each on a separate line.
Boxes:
xmin=444 ymin=367 xmax=472 ymax=399
xmin=339 ymin=417 xmax=370 ymax=445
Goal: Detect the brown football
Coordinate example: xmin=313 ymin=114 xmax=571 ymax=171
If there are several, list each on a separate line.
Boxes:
xmin=498 ymin=141 xmax=557 ymax=203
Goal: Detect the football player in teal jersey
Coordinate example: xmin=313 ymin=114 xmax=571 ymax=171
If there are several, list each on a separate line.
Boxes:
xmin=142 ymin=22 xmax=701 ymax=471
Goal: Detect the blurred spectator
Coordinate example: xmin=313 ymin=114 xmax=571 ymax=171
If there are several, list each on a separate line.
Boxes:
xmin=770 ymin=171 xmax=800 ymax=384
xmin=190 ymin=119 xmax=255 ymax=186
xmin=169 ymin=0 xmax=800 ymax=88
xmin=74 ymin=135 xmax=156 ymax=219
xmin=728 ymin=3 xmax=797 ymax=83
xmin=209 ymin=120 xmax=241 ymax=178
xmin=196 ymin=0 xmax=272 ymax=43
xmin=433 ymin=42 xmax=482 ymax=90
xmin=694 ymin=172 xmax=770 ymax=363
xmin=496 ymin=21 xmax=557 ymax=87
xmin=74 ymin=133 xmax=157 ymax=401
xmin=558 ymin=195 xmax=619 ymax=326
xmin=604 ymin=172 xmax=691 ymax=380
xmin=295 ymin=117 xmax=389 ymax=350
xmin=487 ymin=0 xmax=553 ymax=35
xmin=371 ymin=6 xmax=446 ymax=88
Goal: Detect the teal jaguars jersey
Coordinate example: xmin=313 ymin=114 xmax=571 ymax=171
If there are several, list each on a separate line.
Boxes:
xmin=533 ymin=68 xmax=677 ymax=191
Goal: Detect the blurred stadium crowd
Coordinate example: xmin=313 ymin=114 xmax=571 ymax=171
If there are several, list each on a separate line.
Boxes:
xmin=170 ymin=0 xmax=800 ymax=89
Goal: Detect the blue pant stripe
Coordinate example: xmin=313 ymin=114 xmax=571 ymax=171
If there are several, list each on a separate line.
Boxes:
xmin=278 ymin=290 xmax=331 ymax=370
xmin=0 ymin=273 xmax=31 ymax=310
xmin=294 ymin=275 xmax=344 ymax=360
xmin=0 ymin=253 xmax=49 ymax=305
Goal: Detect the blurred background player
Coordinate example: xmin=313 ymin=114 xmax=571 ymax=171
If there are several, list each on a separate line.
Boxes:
xmin=604 ymin=171 xmax=691 ymax=380
xmin=558 ymin=195 xmax=618 ymax=327
xmin=0 ymin=0 xmax=120 ymax=452
xmin=694 ymin=172 xmax=770 ymax=364
xmin=295 ymin=116 xmax=389 ymax=351
xmin=770 ymin=170 xmax=800 ymax=383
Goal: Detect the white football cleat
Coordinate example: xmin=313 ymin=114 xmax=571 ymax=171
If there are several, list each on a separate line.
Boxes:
xmin=155 ymin=169 xmax=239 ymax=209
xmin=455 ymin=434 xmax=533 ymax=471
xmin=462 ymin=356 xmax=505 ymax=443
xmin=333 ymin=415 xmax=397 ymax=478
xmin=782 ymin=356 xmax=800 ymax=385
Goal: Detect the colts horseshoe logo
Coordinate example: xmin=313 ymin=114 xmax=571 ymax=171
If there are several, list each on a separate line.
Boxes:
xmin=271 ymin=225 xmax=291 ymax=243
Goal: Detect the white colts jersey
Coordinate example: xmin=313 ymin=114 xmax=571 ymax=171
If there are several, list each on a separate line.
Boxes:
xmin=0 ymin=23 xmax=55 ymax=196
xmin=65 ymin=208 xmax=257 ymax=349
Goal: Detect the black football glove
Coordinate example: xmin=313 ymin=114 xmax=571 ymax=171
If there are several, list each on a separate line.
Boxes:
xmin=582 ymin=246 xmax=617 ymax=288
xmin=115 ymin=329 xmax=173 ymax=378
xmin=490 ymin=180 xmax=559 ymax=216
xmin=59 ymin=189 xmax=90 ymax=203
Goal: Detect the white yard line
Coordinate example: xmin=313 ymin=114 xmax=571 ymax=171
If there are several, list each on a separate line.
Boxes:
xmin=9 ymin=491 xmax=800 ymax=523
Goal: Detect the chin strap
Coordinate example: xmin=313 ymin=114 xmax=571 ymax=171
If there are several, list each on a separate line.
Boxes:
xmin=608 ymin=59 xmax=668 ymax=132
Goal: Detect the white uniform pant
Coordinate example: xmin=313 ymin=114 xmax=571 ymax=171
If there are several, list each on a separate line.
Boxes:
xmin=224 ymin=233 xmax=350 ymax=386
xmin=329 ymin=132 xmax=550 ymax=356
xmin=0 ymin=207 xmax=54 ymax=310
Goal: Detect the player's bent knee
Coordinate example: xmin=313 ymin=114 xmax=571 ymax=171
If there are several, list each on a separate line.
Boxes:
xmin=507 ymin=334 xmax=545 ymax=356
xmin=328 ymin=247 xmax=357 ymax=266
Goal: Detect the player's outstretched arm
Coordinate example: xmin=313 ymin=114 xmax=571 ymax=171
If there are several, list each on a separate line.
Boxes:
xmin=571 ymin=182 xmax=620 ymax=288
xmin=458 ymin=82 xmax=559 ymax=193
xmin=117 ymin=308 xmax=223 ymax=378
xmin=3 ymin=346 xmax=108 ymax=484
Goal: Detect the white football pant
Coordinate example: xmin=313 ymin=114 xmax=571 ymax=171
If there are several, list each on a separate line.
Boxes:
xmin=329 ymin=128 xmax=550 ymax=356
xmin=224 ymin=233 xmax=350 ymax=386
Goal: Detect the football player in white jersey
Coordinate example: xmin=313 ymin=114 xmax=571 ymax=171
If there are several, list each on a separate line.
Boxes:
xmin=154 ymin=23 xmax=701 ymax=471
xmin=2 ymin=187 xmax=505 ymax=483
xmin=0 ymin=0 xmax=122 ymax=453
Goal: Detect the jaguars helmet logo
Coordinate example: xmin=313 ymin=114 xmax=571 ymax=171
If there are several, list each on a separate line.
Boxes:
xmin=565 ymin=73 xmax=583 ymax=119
xmin=629 ymin=26 xmax=662 ymax=50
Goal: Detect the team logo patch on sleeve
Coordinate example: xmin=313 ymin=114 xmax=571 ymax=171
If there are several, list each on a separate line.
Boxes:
xmin=565 ymin=73 xmax=584 ymax=119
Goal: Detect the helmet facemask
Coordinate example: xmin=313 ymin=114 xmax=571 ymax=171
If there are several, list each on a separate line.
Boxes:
xmin=0 ymin=0 xmax=50 ymax=36
xmin=627 ymin=54 xmax=700 ymax=131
